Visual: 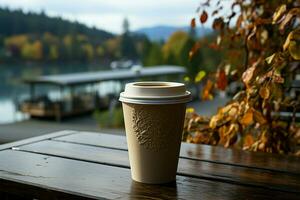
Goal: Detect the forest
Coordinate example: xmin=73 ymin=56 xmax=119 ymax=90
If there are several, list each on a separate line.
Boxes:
xmin=0 ymin=7 xmax=221 ymax=80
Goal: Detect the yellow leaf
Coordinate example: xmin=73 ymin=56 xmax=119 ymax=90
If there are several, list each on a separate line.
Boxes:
xmin=194 ymin=71 xmax=206 ymax=83
xmin=283 ymin=32 xmax=293 ymax=51
xmin=289 ymin=41 xmax=300 ymax=60
xmin=184 ymin=76 xmax=190 ymax=82
xmin=265 ymin=53 xmax=275 ymax=65
xmin=260 ymin=29 xmax=268 ymax=44
xmin=209 ymin=115 xmax=220 ymax=129
xmin=272 ymin=4 xmax=286 ymax=24
xmin=186 ymin=108 xmax=195 ymax=113
xmin=228 ymin=107 xmax=238 ymax=117
xmin=217 ymin=36 xmax=222 ymax=45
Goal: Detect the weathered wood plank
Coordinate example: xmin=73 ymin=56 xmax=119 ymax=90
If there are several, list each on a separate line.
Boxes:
xmin=53 ymin=132 xmax=300 ymax=174
xmin=53 ymin=132 xmax=127 ymax=150
xmin=179 ymin=142 xmax=300 ymax=175
xmin=18 ymin=140 xmax=300 ymax=193
xmin=0 ymin=130 xmax=76 ymax=151
xmin=0 ymin=150 xmax=298 ymax=200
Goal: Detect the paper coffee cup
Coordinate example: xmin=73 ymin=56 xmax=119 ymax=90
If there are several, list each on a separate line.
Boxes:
xmin=119 ymin=82 xmax=191 ymax=184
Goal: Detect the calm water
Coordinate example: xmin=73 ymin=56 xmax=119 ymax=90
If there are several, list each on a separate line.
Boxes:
xmin=0 ymin=63 xmax=120 ymax=124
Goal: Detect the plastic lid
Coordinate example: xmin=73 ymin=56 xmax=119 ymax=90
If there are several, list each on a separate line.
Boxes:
xmin=119 ymin=82 xmax=191 ymax=104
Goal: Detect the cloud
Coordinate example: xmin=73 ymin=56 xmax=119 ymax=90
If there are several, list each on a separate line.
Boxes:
xmin=0 ymin=0 xmax=232 ymax=33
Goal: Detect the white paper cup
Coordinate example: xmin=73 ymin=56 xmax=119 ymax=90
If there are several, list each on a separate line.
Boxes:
xmin=119 ymin=82 xmax=191 ymax=184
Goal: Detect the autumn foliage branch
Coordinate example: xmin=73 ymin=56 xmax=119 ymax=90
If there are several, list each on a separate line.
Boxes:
xmin=184 ymin=0 xmax=300 ymax=155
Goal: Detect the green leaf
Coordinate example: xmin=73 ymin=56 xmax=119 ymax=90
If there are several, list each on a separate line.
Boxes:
xmin=195 ymin=71 xmax=206 ymax=83
xmin=184 ymin=76 xmax=190 ymax=82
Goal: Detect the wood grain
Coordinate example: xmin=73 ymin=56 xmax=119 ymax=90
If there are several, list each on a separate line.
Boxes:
xmin=54 ymin=131 xmax=300 ymax=174
xmin=0 ymin=150 xmax=298 ymax=200
xmin=0 ymin=130 xmax=75 ymax=151
xmin=18 ymin=139 xmax=300 ymax=193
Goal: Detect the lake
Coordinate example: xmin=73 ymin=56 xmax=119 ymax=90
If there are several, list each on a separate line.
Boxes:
xmin=0 ymin=63 xmax=117 ymax=124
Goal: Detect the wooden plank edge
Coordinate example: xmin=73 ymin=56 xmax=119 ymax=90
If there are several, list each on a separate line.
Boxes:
xmin=179 ymin=155 xmax=300 ymax=176
xmin=0 ymin=130 xmax=77 ymax=151
xmin=51 ymin=138 xmax=300 ymax=176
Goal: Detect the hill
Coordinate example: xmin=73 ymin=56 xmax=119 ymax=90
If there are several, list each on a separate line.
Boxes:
xmin=135 ymin=25 xmax=212 ymax=41
xmin=0 ymin=8 xmax=113 ymax=41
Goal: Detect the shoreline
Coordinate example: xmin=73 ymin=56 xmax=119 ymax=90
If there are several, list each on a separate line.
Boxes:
xmin=0 ymin=96 xmax=229 ymax=144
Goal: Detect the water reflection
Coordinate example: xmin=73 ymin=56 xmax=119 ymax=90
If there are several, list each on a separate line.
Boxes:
xmin=0 ymin=63 xmax=110 ymax=123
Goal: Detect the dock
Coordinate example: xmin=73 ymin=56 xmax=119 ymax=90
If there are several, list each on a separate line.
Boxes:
xmin=19 ymin=66 xmax=186 ymax=121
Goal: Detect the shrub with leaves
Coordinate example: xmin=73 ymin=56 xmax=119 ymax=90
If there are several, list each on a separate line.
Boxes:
xmin=184 ymin=0 xmax=300 ymax=155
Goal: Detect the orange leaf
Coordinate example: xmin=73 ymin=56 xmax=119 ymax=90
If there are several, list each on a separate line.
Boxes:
xmin=217 ymin=69 xmax=227 ymax=90
xmin=189 ymin=42 xmax=201 ymax=60
xmin=202 ymin=80 xmax=214 ymax=101
xmin=243 ymin=134 xmax=255 ymax=149
xmin=191 ymin=18 xmax=196 ymax=28
xmin=200 ymin=10 xmax=208 ymax=24
xmin=253 ymin=110 xmax=267 ymax=125
xmin=212 ymin=17 xmax=224 ymax=30
xmin=240 ymin=110 xmax=254 ymax=126
xmin=259 ymin=86 xmax=270 ymax=99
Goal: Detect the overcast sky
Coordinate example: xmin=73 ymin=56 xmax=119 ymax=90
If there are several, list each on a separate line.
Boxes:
xmin=0 ymin=0 xmax=231 ymax=34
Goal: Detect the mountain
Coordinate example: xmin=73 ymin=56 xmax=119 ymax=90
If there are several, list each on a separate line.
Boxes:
xmin=135 ymin=25 xmax=212 ymax=41
xmin=0 ymin=7 xmax=113 ymax=41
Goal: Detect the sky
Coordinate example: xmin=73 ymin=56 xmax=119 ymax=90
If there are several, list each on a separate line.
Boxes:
xmin=0 ymin=0 xmax=230 ymax=34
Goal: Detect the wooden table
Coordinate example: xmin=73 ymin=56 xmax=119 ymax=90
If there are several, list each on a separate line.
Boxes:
xmin=0 ymin=130 xmax=299 ymax=199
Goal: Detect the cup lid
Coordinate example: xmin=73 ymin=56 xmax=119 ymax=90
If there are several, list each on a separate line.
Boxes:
xmin=119 ymin=82 xmax=192 ymax=104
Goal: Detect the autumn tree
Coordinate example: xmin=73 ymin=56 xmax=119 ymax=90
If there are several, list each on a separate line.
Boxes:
xmin=185 ymin=0 xmax=300 ymax=155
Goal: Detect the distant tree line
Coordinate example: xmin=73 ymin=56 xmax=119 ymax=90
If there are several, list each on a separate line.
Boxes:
xmin=0 ymin=8 xmax=222 ymax=80
xmin=0 ymin=8 xmax=112 ymax=40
